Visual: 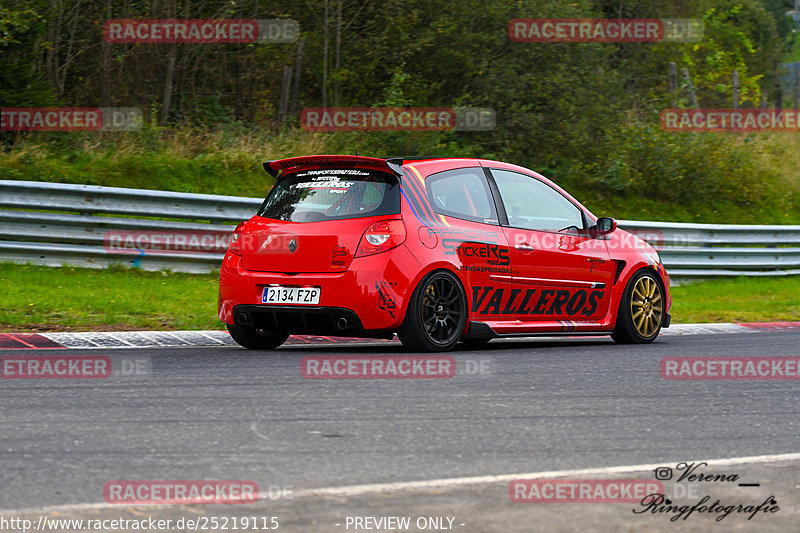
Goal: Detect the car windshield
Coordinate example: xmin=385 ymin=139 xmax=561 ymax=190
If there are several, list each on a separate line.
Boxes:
xmin=258 ymin=168 xmax=400 ymax=222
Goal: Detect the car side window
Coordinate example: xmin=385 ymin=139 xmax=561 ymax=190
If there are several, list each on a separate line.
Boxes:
xmin=426 ymin=167 xmax=498 ymax=225
xmin=490 ymin=169 xmax=585 ymax=232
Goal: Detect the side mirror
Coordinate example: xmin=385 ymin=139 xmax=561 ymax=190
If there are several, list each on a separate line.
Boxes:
xmin=595 ymin=217 xmax=617 ymax=236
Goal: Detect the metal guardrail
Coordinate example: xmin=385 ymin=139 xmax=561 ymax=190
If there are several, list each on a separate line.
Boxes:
xmin=0 ymin=180 xmax=261 ymax=221
xmin=617 ymin=220 xmax=800 ymax=277
xmin=0 ymin=180 xmax=798 ymax=277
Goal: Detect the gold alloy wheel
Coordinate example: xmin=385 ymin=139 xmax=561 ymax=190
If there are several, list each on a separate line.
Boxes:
xmin=630 ymin=275 xmax=663 ymax=338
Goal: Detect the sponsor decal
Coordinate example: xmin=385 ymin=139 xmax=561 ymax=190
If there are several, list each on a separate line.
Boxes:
xmin=274 ymin=158 xmax=368 ymax=171
xmin=426 ymin=228 xmax=501 ymax=243
xmin=295 ymin=175 xmax=356 ymax=192
xmin=460 ymin=265 xmax=512 ymax=274
xmin=331 ymin=245 xmax=347 ymax=268
xmin=558 ymin=320 xmax=601 ymax=332
xmin=471 ymin=287 xmax=604 ymax=317
xmin=442 ymin=240 xmax=510 ymax=266
xmin=587 ymin=257 xmax=606 ymax=272
xmin=295 ymin=169 xmax=370 ymax=177
xmin=557 ymin=235 xmax=581 ymax=252
xmin=375 ymin=282 xmax=397 ymax=318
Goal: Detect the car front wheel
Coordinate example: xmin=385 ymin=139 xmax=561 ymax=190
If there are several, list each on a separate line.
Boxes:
xmin=612 ymin=269 xmax=665 ymax=344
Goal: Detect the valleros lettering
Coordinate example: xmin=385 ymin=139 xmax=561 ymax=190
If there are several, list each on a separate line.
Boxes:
xmin=471 ymin=286 xmax=604 ymax=316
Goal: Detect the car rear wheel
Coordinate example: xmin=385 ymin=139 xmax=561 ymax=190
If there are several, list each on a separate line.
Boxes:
xmin=612 ymin=269 xmax=664 ymax=344
xmin=397 ymin=270 xmax=467 ymax=352
xmin=226 ymin=324 xmax=289 ymax=350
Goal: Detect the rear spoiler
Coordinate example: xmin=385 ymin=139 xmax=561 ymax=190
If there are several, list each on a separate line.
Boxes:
xmin=263 ymin=155 xmax=445 ymax=178
xmin=263 ymin=155 xmax=398 ymax=178
xmin=385 ymin=157 xmax=444 ymax=175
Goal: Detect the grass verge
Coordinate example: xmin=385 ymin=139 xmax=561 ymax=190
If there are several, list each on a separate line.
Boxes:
xmin=669 ymin=276 xmax=800 ymax=324
xmin=0 ymin=263 xmax=798 ymax=333
xmin=0 ymin=263 xmax=220 ymax=332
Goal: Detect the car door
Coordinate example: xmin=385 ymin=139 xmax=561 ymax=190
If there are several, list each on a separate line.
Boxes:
xmin=486 ymin=168 xmax=613 ymax=322
xmin=421 ymin=166 xmax=514 ymax=320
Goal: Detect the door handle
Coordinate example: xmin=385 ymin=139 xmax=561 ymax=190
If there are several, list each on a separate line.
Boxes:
xmin=515 ymin=244 xmax=535 ymax=251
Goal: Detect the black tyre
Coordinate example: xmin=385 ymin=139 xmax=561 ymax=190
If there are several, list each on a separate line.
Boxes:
xmin=612 ymin=269 xmax=665 ymax=344
xmin=226 ymin=324 xmax=289 ymax=350
xmin=397 ymin=270 xmax=467 ymax=352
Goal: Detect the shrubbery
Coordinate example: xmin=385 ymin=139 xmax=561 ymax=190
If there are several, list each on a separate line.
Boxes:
xmin=2 ymin=121 xmax=798 ymax=224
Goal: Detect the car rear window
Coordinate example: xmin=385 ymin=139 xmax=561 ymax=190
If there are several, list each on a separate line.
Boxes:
xmin=258 ymin=168 xmax=400 ymax=222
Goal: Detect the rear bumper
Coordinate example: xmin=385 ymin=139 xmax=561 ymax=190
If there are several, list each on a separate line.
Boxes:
xmin=218 ymin=250 xmax=418 ymax=331
xmin=232 ymin=304 xmax=393 ymax=338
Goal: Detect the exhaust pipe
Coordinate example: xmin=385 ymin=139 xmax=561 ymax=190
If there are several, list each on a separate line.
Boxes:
xmin=236 ymin=312 xmax=251 ymax=325
xmin=337 ymin=317 xmax=349 ymax=330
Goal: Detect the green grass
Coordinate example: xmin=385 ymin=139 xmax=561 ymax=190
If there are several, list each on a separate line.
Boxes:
xmin=0 ymin=263 xmax=221 ymax=332
xmin=0 ymin=263 xmax=797 ymax=332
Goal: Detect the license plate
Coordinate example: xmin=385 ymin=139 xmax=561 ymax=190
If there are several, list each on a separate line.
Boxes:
xmin=262 ymin=286 xmax=321 ymax=305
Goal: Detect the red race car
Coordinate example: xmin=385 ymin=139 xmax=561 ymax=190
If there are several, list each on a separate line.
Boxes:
xmin=219 ymin=156 xmax=670 ymax=352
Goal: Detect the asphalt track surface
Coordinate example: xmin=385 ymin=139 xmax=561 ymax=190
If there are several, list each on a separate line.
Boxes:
xmin=1 ymin=330 xmax=799 ymax=531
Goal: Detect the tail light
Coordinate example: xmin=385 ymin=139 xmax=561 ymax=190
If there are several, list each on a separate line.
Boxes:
xmin=356 ymin=219 xmax=406 ymax=257
xmin=228 ymin=222 xmax=245 ymax=255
